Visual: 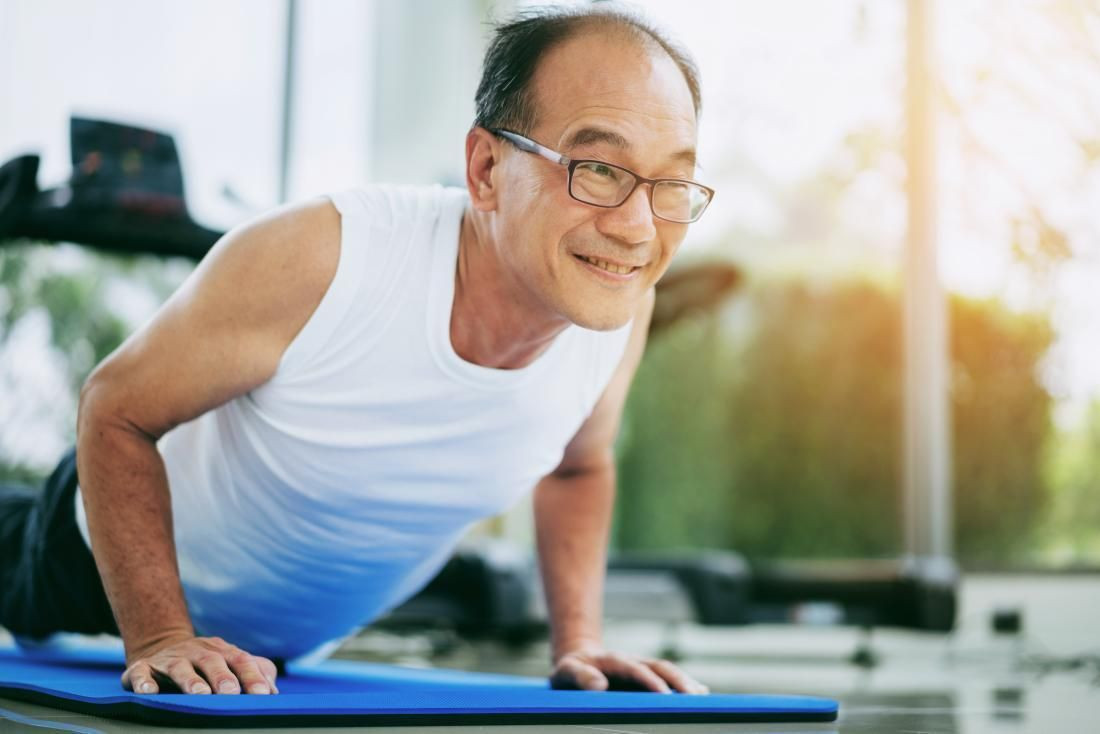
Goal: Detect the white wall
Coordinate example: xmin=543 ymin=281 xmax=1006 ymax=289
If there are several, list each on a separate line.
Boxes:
xmin=285 ymin=0 xmax=376 ymax=202
xmin=369 ymin=0 xmax=500 ymax=187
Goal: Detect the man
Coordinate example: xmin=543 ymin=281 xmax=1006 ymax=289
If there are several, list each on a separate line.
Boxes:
xmin=0 ymin=7 xmax=714 ymax=696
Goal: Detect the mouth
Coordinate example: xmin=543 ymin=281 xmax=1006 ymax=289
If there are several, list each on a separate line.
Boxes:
xmin=573 ymin=253 xmax=644 ymax=276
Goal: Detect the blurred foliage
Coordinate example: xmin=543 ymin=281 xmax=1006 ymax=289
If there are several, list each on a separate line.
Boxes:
xmin=951 ymin=296 xmax=1054 ymax=565
xmin=1043 ymin=401 xmax=1100 ymax=563
xmin=616 ymin=277 xmax=1060 ymax=568
xmin=0 ymin=240 xmax=190 ymax=483
xmin=1 ymin=244 xmax=130 ymax=392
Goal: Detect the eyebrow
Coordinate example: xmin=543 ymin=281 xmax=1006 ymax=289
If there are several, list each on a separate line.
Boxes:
xmin=563 ymin=126 xmax=697 ymax=167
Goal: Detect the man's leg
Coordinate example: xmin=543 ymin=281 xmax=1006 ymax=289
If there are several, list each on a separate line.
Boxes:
xmin=0 ymin=482 xmax=37 ymax=633
xmin=0 ymin=448 xmax=118 ymax=639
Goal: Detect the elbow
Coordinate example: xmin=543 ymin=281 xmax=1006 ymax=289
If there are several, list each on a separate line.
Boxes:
xmin=77 ymin=369 xmax=152 ymax=447
xmin=77 ymin=371 xmax=115 ymax=446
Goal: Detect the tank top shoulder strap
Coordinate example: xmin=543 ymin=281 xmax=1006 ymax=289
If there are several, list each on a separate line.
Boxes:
xmin=274 ymin=184 xmax=444 ymax=379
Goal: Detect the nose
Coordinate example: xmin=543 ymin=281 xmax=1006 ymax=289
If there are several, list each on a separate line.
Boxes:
xmin=594 ymin=184 xmax=657 ymax=246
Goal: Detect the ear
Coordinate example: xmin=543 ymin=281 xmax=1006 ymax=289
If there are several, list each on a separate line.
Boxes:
xmin=465 ymin=127 xmax=502 ymax=212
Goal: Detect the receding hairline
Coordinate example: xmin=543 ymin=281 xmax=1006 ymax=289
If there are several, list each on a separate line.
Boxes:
xmin=526 ymin=20 xmax=698 ymax=124
xmin=506 ymin=9 xmax=699 ymax=131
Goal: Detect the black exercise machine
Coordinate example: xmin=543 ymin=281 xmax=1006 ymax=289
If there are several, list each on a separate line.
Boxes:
xmin=395 ymin=548 xmax=957 ymax=665
xmin=606 ymin=552 xmax=957 ymax=633
xmin=0 ymin=117 xmax=220 ymax=259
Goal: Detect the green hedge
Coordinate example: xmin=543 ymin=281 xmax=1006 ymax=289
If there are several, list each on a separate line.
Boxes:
xmin=615 ymin=278 xmax=1055 ymax=567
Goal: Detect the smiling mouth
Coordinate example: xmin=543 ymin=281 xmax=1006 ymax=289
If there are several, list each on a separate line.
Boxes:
xmin=574 ymin=254 xmax=641 ymax=275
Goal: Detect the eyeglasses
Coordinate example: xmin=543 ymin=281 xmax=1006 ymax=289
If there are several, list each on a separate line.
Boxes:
xmin=490 ymin=128 xmax=715 ymax=224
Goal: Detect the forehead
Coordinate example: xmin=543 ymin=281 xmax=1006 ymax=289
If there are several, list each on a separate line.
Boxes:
xmin=528 ymin=30 xmax=697 ymax=158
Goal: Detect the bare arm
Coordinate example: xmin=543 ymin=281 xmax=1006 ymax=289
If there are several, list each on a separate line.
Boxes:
xmin=76 ymin=196 xmax=341 ymax=694
xmin=535 ymin=289 xmax=703 ymax=694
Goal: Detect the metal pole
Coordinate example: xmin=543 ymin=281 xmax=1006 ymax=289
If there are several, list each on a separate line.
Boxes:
xmin=278 ymin=0 xmax=298 ymax=204
xmin=904 ymin=0 xmax=952 ymax=559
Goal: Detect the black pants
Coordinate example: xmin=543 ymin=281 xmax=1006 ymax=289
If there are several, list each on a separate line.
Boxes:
xmin=0 ymin=449 xmax=118 ymax=639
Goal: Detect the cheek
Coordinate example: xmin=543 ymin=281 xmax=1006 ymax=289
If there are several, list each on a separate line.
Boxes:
xmin=498 ymin=173 xmax=599 ymax=279
xmin=654 ymin=227 xmax=688 ymax=269
xmin=501 ymin=179 xmax=570 ymax=242
xmin=507 ymin=167 xmax=564 ymax=208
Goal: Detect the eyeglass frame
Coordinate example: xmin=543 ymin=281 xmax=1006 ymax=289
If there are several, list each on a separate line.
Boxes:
xmin=488 ymin=128 xmax=715 ymax=224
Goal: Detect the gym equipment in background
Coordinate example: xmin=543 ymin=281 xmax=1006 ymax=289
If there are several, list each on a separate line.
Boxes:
xmin=375 ymin=542 xmax=545 ymax=647
xmin=605 ymin=551 xmax=957 ymax=633
xmin=604 ymin=551 xmax=957 ymax=666
xmin=0 ymin=117 xmax=221 ymax=259
xmin=376 ymin=545 xmax=957 ymax=666
xmin=748 ymin=556 xmax=957 ymax=632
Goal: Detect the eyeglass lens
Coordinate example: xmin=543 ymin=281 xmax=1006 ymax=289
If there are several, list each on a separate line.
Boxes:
xmin=569 ymin=161 xmax=709 ymax=222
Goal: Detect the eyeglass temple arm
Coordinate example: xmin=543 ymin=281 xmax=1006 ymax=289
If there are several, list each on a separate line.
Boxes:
xmin=493 ymin=129 xmax=570 ymax=166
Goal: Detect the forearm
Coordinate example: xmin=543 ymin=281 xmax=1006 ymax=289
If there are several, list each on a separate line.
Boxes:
xmin=77 ymin=407 xmax=193 ymax=661
xmin=533 ymin=459 xmax=615 ymax=661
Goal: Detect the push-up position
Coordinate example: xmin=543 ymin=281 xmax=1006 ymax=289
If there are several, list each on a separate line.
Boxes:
xmin=0 ymin=7 xmax=714 ymax=696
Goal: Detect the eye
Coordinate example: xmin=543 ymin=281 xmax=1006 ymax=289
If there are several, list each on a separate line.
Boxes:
xmin=589 ymin=163 xmax=616 ymax=178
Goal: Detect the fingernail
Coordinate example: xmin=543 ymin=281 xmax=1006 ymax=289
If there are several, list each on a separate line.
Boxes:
xmin=191 ymin=682 xmax=210 ymax=694
xmin=249 ymin=683 xmax=271 ymax=695
xmin=218 ymin=680 xmax=237 ymax=694
xmin=139 ymin=682 xmax=155 ymax=694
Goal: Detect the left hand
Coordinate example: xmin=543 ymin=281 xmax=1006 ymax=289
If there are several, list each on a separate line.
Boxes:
xmin=549 ymin=646 xmax=709 ymax=694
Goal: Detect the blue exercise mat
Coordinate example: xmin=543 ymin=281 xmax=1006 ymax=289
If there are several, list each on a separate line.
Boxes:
xmin=0 ymin=644 xmax=838 ymax=726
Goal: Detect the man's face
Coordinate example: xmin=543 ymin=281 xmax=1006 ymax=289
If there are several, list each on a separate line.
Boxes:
xmin=491 ymin=31 xmax=699 ymax=331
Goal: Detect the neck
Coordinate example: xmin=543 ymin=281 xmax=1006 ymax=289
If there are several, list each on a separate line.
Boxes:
xmin=451 ymin=205 xmax=570 ymax=370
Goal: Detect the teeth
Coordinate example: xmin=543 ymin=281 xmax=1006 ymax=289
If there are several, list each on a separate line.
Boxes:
xmin=580 ymin=255 xmax=635 ymax=275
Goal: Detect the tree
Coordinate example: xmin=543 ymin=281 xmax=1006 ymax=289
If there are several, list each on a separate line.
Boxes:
xmin=616 ymin=278 xmax=1056 ymax=568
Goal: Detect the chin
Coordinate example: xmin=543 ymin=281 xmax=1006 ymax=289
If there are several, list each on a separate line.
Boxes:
xmin=564 ymin=304 xmax=635 ymax=332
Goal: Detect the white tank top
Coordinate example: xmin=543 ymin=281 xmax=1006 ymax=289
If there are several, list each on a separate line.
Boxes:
xmin=75 ymin=184 xmax=632 ymax=660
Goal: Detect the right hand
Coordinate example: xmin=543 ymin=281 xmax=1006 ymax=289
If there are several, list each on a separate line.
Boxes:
xmin=121 ymin=635 xmax=279 ymax=695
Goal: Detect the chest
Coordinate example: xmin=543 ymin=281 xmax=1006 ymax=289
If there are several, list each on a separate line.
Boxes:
xmin=240 ymin=349 xmax=599 ymax=517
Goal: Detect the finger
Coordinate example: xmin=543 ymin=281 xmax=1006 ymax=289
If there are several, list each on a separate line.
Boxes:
xmin=597 ymin=654 xmax=670 ymax=693
xmin=123 ymin=661 xmax=159 ymax=695
xmin=256 ymin=656 xmax=280 ymax=694
xmin=225 ymin=649 xmax=272 ymax=694
xmin=165 ymin=658 xmax=211 ymax=694
xmin=193 ymin=651 xmax=240 ymax=695
xmin=647 ymin=659 xmax=709 ymax=694
xmin=551 ymin=658 xmax=608 ymax=691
